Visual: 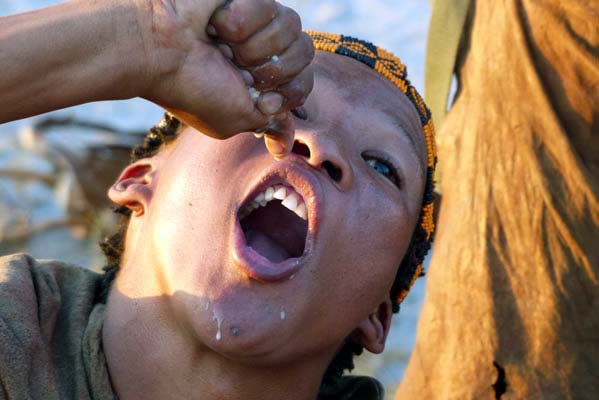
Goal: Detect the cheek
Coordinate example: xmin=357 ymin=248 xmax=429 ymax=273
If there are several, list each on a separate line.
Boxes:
xmin=317 ymin=185 xmax=414 ymax=313
xmin=151 ymin=131 xmax=256 ymax=223
xmin=347 ymin=206 xmax=409 ymax=297
xmin=147 ymin=135 xmax=250 ymax=288
xmin=352 ymin=183 xmax=415 ymax=272
xmin=149 ymin=170 xmax=226 ymax=293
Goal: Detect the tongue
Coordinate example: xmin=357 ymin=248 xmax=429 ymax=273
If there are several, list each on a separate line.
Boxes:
xmin=245 ymin=229 xmax=291 ymax=263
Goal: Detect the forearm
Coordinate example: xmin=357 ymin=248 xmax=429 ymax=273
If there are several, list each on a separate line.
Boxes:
xmin=0 ymin=0 xmax=147 ymax=123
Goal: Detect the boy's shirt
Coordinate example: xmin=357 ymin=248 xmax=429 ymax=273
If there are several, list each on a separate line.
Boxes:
xmin=0 ymin=253 xmax=113 ymax=400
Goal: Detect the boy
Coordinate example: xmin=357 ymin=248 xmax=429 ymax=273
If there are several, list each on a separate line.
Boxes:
xmin=0 ymin=0 xmax=435 ymax=398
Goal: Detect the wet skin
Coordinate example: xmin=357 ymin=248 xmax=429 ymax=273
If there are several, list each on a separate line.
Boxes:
xmin=105 ymin=51 xmax=427 ymax=399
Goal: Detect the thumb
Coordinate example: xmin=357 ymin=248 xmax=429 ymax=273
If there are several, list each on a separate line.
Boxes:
xmin=263 ymin=113 xmax=295 ymax=159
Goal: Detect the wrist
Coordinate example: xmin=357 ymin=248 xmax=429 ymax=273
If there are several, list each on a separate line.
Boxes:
xmin=127 ymin=0 xmax=188 ymax=101
xmin=101 ymin=0 xmax=156 ymax=100
xmin=65 ymin=0 xmax=157 ymax=100
xmin=0 ymin=0 xmax=156 ymax=121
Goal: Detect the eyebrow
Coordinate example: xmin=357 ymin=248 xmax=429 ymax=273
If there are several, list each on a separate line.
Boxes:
xmin=380 ymin=110 xmax=426 ymax=172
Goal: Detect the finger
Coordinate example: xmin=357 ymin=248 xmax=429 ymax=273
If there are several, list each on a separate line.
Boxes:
xmin=251 ymin=32 xmax=314 ymax=90
xmin=252 ymin=64 xmax=312 ymax=117
xmin=239 ymin=69 xmax=255 ymax=86
xmin=164 ymin=87 xmax=269 ymax=140
xmin=218 ymin=43 xmax=234 ymax=59
xmin=275 ymin=65 xmax=314 ymax=112
xmin=210 ymin=0 xmax=277 ymax=44
xmin=256 ymin=92 xmax=284 ymax=115
xmin=263 ymin=113 xmax=295 ymax=159
xmin=232 ymin=4 xmax=301 ymax=67
xmin=206 ymin=24 xmax=217 ymax=36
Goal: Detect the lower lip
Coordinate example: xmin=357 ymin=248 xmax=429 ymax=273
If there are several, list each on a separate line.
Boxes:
xmin=232 ymin=219 xmax=305 ymax=282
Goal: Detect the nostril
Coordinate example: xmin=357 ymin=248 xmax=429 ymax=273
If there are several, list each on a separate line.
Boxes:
xmin=292 ymin=140 xmax=311 ymax=158
xmin=292 ymin=139 xmax=343 ymax=183
xmin=322 ymin=160 xmax=342 ymax=182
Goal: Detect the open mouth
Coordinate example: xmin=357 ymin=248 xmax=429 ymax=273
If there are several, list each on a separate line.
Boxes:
xmin=238 ymin=184 xmax=308 ymax=264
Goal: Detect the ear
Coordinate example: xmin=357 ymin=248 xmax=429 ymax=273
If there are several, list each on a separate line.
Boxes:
xmin=350 ymin=300 xmax=393 ymax=354
xmin=108 ymin=160 xmax=156 ymax=217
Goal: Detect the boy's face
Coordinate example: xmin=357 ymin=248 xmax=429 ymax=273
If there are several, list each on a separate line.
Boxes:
xmin=114 ymin=52 xmax=426 ymax=365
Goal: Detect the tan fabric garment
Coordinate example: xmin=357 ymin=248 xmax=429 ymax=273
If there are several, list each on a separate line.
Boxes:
xmin=398 ymin=0 xmax=599 ymax=398
xmin=0 ymin=253 xmax=114 ymax=400
xmin=424 ymin=0 xmax=471 ymax=128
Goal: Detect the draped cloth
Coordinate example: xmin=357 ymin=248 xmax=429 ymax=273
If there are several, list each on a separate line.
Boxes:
xmin=0 ymin=254 xmax=115 ymax=400
xmin=398 ymin=1 xmax=599 ymax=398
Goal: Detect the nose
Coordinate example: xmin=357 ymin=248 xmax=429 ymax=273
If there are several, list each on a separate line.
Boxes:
xmin=291 ymin=130 xmax=354 ymax=190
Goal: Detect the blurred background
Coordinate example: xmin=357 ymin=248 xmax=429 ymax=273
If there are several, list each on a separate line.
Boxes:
xmin=0 ymin=1 xmax=431 ymax=398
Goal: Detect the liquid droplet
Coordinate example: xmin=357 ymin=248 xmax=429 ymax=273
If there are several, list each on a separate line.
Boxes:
xmin=280 ymin=309 xmax=286 ymax=320
xmin=215 ymin=317 xmax=222 ymax=341
xmin=212 ymin=307 xmax=223 ymax=341
xmin=248 ymin=87 xmax=261 ymax=101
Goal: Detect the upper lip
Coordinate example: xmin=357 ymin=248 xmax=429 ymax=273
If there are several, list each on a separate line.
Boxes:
xmin=232 ymin=157 xmax=324 ymax=281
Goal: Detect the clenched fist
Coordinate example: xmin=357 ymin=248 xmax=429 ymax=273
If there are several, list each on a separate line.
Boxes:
xmin=134 ymin=0 xmax=314 ymax=156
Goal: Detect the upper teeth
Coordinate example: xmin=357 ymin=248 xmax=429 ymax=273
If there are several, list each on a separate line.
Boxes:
xmin=241 ymin=185 xmax=308 ymax=220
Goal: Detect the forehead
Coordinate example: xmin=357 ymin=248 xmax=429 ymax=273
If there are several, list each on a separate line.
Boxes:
xmin=311 ymin=51 xmax=427 ymax=169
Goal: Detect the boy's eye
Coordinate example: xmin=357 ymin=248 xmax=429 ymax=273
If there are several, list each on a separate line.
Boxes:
xmin=364 ymin=156 xmax=401 ymax=188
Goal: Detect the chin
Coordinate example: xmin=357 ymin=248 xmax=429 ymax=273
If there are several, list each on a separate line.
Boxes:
xmin=185 ymin=287 xmax=313 ymax=365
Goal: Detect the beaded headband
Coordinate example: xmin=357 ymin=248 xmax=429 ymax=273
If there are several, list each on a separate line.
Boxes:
xmin=306 ymin=31 xmax=437 ymax=307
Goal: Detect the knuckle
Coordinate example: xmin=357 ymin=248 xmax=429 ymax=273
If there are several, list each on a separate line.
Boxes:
xmin=218 ymin=0 xmax=277 ymax=43
xmin=257 ymin=20 xmax=296 ymax=58
xmin=261 ymin=0 xmax=278 ymax=18
xmin=300 ymin=32 xmax=315 ymax=60
xmin=252 ymin=63 xmax=283 ymax=88
xmin=280 ymin=84 xmax=305 ymax=109
xmin=215 ymin=5 xmax=250 ymax=42
xmin=223 ymin=23 xmax=252 ymax=43
xmin=285 ymin=7 xmax=302 ymax=31
xmin=233 ymin=41 xmax=270 ymax=67
xmin=232 ymin=46 xmax=255 ymax=67
xmin=286 ymin=69 xmax=313 ymax=108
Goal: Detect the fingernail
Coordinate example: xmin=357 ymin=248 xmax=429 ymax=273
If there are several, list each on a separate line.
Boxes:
xmin=267 ymin=140 xmax=286 ymax=158
xmin=240 ymin=70 xmax=255 ymax=86
xmin=258 ymin=92 xmax=284 ymax=115
xmin=206 ymin=24 xmax=217 ymax=36
xmin=218 ymin=44 xmax=233 ymax=59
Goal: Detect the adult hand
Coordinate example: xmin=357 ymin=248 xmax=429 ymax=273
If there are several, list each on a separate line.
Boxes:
xmin=136 ymin=0 xmax=314 ymax=157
